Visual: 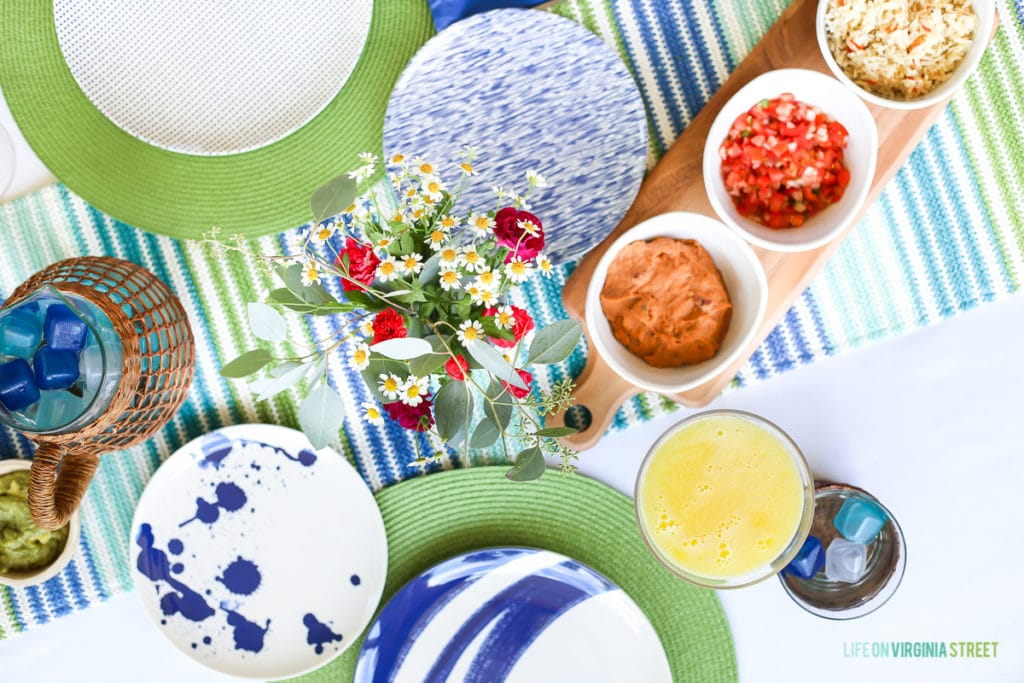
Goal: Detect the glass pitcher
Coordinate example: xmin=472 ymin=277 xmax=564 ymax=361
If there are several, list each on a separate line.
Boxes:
xmin=1 ymin=257 xmax=195 ymax=530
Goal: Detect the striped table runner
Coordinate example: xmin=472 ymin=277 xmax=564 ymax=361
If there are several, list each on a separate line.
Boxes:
xmin=2 ymin=0 xmax=1022 ymax=640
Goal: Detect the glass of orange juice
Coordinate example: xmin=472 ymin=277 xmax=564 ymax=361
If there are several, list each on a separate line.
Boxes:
xmin=635 ymin=410 xmax=814 ymax=589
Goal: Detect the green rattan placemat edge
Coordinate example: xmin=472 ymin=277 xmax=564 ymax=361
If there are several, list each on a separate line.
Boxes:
xmin=0 ymin=0 xmax=433 ymax=238
xmin=288 ymin=467 xmax=738 ymax=682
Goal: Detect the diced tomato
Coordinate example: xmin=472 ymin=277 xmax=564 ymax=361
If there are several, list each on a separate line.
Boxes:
xmin=719 ymin=93 xmax=852 ymax=230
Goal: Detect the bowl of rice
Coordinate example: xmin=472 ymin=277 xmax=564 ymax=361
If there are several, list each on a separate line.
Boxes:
xmin=817 ymin=0 xmax=994 ymax=110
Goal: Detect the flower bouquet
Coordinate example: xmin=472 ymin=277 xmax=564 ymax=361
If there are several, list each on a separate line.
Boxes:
xmin=215 ymin=150 xmax=583 ymax=480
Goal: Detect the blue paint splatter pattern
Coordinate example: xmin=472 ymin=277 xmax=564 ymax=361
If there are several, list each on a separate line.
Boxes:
xmin=303 ymin=613 xmax=343 ymax=655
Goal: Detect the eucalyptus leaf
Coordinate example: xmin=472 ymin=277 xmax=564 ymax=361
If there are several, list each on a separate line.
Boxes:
xmin=533 ymin=426 xmax=578 ymax=438
xmin=268 ymin=288 xmax=347 ymax=315
xmin=470 ymin=418 xmax=501 ymax=448
xmin=248 ymin=302 xmax=287 ymax=342
xmin=306 ymin=357 xmax=328 ymax=391
xmin=299 ymin=384 xmax=345 ymax=449
xmin=270 ymin=361 xmax=304 ymax=378
xmin=467 ymin=342 xmax=527 ymax=390
xmin=371 ymin=337 xmax=433 ymax=361
xmin=505 ymin=446 xmax=546 ymax=482
xmin=483 ymin=380 xmax=513 ymax=430
xmin=418 ymin=253 xmax=442 ymax=286
xmin=280 ymin=264 xmax=334 ymax=306
xmin=221 ymin=349 xmax=274 ymax=378
xmin=310 ymin=175 xmax=357 ymax=224
xmin=256 ymin=361 xmax=310 ymax=402
xmin=434 ymin=381 xmax=472 ymax=442
xmin=526 ymin=320 xmax=583 ymax=365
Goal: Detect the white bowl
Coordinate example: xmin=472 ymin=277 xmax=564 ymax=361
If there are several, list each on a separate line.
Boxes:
xmin=586 ymin=212 xmax=768 ymax=394
xmin=816 ymin=0 xmax=995 ymax=110
xmin=0 ymin=458 xmax=82 ymax=588
xmin=703 ymin=68 xmax=878 ymax=253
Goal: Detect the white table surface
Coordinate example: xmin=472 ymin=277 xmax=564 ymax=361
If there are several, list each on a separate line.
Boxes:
xmin=1 ymin=91 xmax=1021 ymax=683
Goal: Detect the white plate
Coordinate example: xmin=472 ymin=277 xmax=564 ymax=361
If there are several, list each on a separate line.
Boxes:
xmin=54 ymin=0 xmax=374 ymax=155
xmin=356 ymin=548 xmax=672 ymax=683
xmin=129 ymin=424 xmax=387 ymax=679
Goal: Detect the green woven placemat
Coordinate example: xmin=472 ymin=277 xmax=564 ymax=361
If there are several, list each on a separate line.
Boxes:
xmin=0 ymin=0 xmax=433 ymax=238
xmin=288 ymin=467 xmax=737 ymax=682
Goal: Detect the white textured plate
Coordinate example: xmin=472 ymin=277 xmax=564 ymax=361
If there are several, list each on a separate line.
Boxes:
xmin=356 ymin=548 xmax=672 ymax=683
xmin=54 ymin=0 xmax=374 ymax=155
xmin=129 ymin=424 xmax=387 ymax=679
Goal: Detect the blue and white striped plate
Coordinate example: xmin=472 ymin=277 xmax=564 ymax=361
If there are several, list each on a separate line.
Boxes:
xmin=383 ymin=9 xmax=648 ymax=265
xmin=355 ymin=548 xmax=671 ymax=682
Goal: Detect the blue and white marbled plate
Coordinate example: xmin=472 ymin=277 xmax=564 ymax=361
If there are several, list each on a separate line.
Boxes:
xmin=355 ymin=548 xmax=671 ymax=682
xmin=383 ymin=9 xmax=648 ymax=264
xmin=129 ymin=424 xmax=388 ymax=679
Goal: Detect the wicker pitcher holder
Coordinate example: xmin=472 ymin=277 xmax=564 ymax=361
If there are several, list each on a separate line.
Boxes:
xmin=6 ymin=257 xmax=195 ymax=530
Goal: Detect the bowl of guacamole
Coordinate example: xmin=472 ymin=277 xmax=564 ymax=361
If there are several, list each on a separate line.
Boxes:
xmin=0 ymin=459 xmax=81 ymax=587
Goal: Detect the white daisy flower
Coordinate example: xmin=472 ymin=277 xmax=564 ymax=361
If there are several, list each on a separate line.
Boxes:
xmin=459 ymin=161 xmax=477 ymax=176
xmin=399 ymin=375 xmax=430 ymax=407
xmin=460 ymin=246 xmax=485 ymax=273
xmin=350 ymin=343 xmax=370 ymax=371
xmin=362 ymin=401 xmax=384 ymax=426
xmin=439 ymin=215 xmax=461 ymax=231
xmin=376 ymin=237 xmax=394 ymax=250
xmin=457 ymin=320 xmax=485 ymax=345
xmin=505 ymin=257 xmax=532 ymax=284
xmin=427 ymin=228 xmax=449 ymax=251
xmin=376 ymin=257 xmax=401 ymax=282
xmin=411 ymin=158 xmax=436 ymax=177
xmin=358 ymin=152 xmax=378 ymax=165
xmin=492 ymin=305 xmax=515 ymax=330
xmin=470 ymin=287 xmax=497 ymax=306
xmin=517 ymin=218 xmax=541 ymax=236
xmin=421 ymin=176 xmax=445 ymax=201
xmin=389 ymin=153 xmax=407 ymax=166
xmin=438 ymin=245 xmax=461 ymax=268
xmin=537 ymin=253 xmax=554 ymax=277
xmin=468 ymin=212 xmax=493 ymax=236
xmin=475 ymin=270 xmax=499 ymax=290
xmin=526 ymin=169 xmax=549 ymax=188
xmin=360 ymin=321 xmax=375 ymax=337
xmin=438 ymin=267 xmax=462 ymax=291
xmin=491 ymin=185 xmax=510 ymax=198
xmin=378 ymin=373 xmax=402 ymax=401
xmin=309 ymin=221 xmax=336 ymax=244
xmin=399 ymin=253 xmax=424 ymax=275
xmin=512 ymin=195 xmax=531 ymax=210
xmin=301 ymin=261 xmax=322 ymax=286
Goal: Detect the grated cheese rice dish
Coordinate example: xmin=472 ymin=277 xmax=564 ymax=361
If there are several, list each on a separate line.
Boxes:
xmin=825 ymin=0 xmax=977 ymax=100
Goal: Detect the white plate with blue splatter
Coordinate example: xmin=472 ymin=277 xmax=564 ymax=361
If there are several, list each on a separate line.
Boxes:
xmin=383 ymin=9 xmax=648 ymax=265
xmin=129 ymin=424 xmax=387 ymax=679
xmin=355 ymin=548 xmax=671 ymax=682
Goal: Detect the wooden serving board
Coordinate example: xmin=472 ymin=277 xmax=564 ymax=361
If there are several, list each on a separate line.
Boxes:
xmin=547 ymin=0 xmax=998 ymax=450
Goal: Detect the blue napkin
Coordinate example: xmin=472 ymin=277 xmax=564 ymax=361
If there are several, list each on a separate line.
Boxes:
xmin=429 ymin=0 xmax=547 ymax=31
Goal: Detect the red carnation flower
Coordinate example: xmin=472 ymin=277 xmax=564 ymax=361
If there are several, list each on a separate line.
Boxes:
xmin=383 ymin=398 xmax=434 ymax=431
xmin=494 ymin=207 xmax=545 ymax=263
xmin=336 ymin=238 xmax=380 ymax=291
xmin=372 ymin=308 xmax=407 ymax=344
xmin=444 ymin=354 xmax=469 ymax=381
xmin=483 ymin=306 xmax=535 ymax=349
xmin=501 ymin=369 xmax=533 ymax=399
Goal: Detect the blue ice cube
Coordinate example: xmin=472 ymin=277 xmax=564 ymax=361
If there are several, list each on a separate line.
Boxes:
xmin=0 ymin=358 xmax=40 ymax=412
xmin=0 ymin=308 xmax=42 ymax=359
xmin=825 ymin=538 xmax=868 ymax=583
xmin=44 ymin=304 xmax=88 ymax=352
xmin=784 ymin=535 xmax=825 ymax=580
xmin=33 ymin=346 xmax=81 ymax=390
xmin=834 ymin=498 xmax=887 ymax=544
xmin=30 ymin=391 xmax=84 ymax=431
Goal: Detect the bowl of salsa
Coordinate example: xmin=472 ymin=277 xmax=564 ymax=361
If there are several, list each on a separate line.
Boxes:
xmin=703 ymin=68 xmax=878 ymax=252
